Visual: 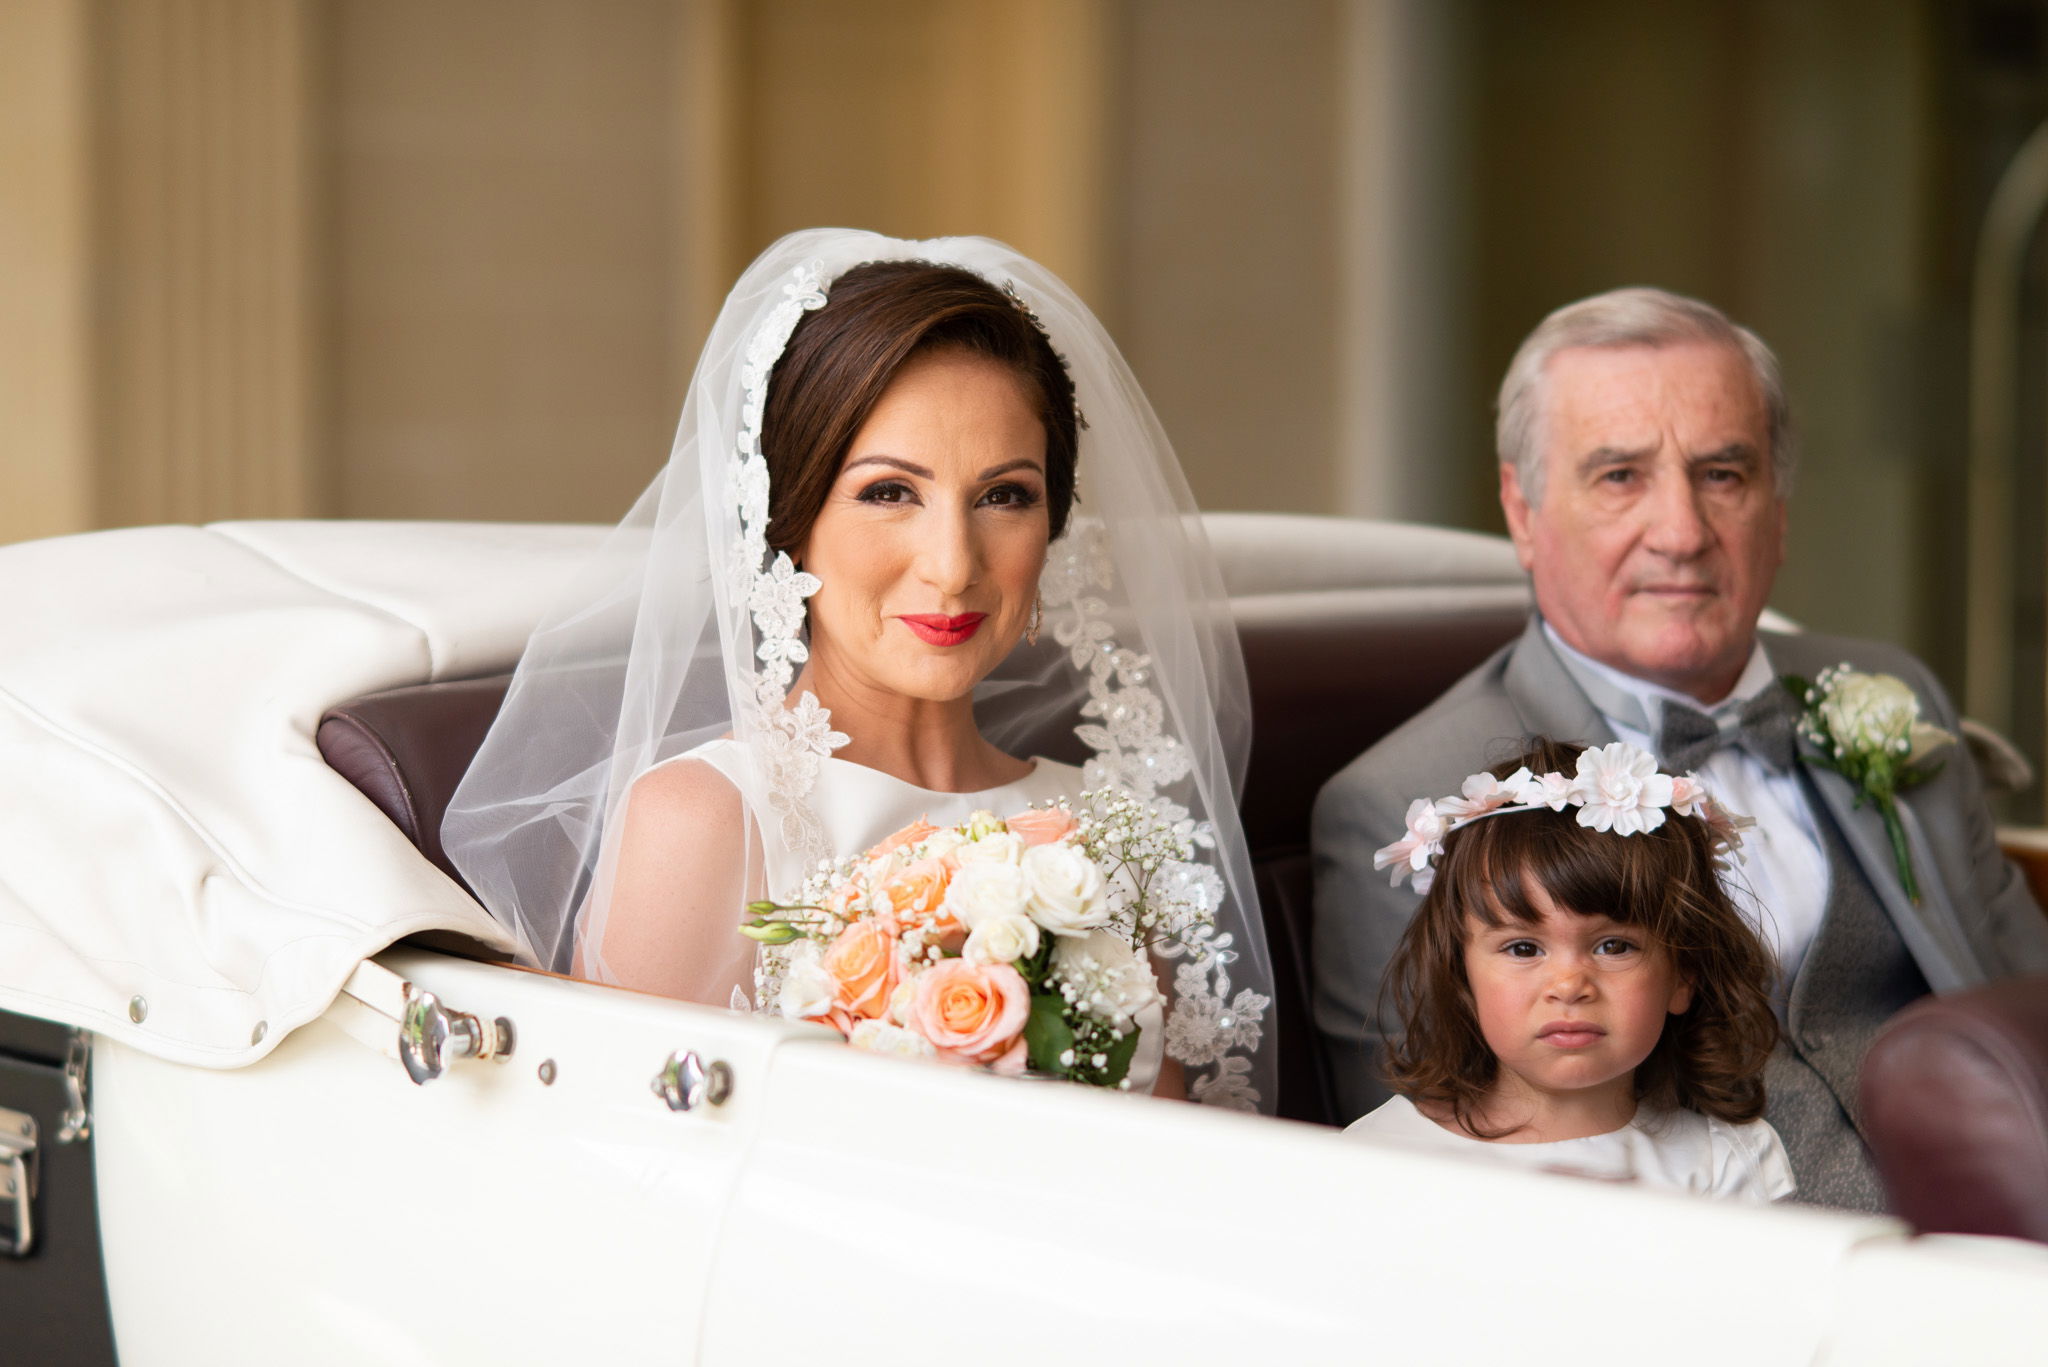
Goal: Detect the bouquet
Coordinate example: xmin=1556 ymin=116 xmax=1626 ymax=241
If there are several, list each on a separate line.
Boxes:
xmin=742 ymin=791 xmax=1218 ymax=1089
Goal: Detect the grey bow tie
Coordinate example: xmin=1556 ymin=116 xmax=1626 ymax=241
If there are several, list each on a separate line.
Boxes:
xmin=1658 ymin=685 xmax=1800 ymax=774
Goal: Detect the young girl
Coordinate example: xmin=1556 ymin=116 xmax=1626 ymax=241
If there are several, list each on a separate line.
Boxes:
xmin=1344 ymin=738 xmax=1794 ymax=1202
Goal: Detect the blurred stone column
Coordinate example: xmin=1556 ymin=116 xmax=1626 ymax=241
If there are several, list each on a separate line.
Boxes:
xmin=97 ymin=0 xmax=319 ymax=526
xmin=0 ymin=0 xmax=319 ymax=542
xmin=0 ymin=0 xmax=94 ymax=542
xmin=1335 ymin=0 xmax=1473 ymax=524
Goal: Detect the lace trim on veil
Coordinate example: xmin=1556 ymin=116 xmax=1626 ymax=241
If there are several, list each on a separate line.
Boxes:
xmin=729 ymin=262 xmax=846 ymax=868
xmin=1042 ymin=527 xmax=1268 ymax=1111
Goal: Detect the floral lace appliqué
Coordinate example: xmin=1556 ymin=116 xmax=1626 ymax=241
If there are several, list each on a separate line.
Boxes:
xmin=728 ymin=262 xmax=842 ymax=864
xmin=1040 ymin=522 xmax=1263 ymax=1111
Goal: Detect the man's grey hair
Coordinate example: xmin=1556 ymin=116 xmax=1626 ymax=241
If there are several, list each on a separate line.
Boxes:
xmin=1496 ymin=286 xmax=1794 ymax=504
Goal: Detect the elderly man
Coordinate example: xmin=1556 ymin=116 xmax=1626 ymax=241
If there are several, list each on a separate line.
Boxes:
xmin=1312 ymin=286 xmax=2048 ymax=1210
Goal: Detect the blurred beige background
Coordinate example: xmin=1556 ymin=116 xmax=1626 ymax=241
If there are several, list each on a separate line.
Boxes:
xmin=7 ymin=0 xmax=2048 ymax=776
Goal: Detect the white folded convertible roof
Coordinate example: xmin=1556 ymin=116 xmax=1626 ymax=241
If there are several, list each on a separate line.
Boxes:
xmin=0 ymin=521 xmax=607 ymax=1066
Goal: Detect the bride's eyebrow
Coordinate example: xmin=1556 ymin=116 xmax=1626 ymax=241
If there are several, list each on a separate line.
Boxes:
xmin=840 ymin=455 xmax=1044 ymax=481
xmin=975 ymin=458 xmax=1043 ymax=480
xmin=842 ymin=456 xmax=931 ymax=478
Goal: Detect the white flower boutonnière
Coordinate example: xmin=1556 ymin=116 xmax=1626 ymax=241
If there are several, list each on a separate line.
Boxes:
xmin=1785 ymin=665 xmax=1955 ymax=903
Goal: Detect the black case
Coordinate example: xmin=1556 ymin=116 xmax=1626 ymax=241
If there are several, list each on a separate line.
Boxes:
xmin=0 ymin=1010 xmax=118 ymax=1365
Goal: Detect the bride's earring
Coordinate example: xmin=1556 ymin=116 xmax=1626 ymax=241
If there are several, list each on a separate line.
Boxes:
xmin=1026 ymin=593 xmax=1043 ymax=647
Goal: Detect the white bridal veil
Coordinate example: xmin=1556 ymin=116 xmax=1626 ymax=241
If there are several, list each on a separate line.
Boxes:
xmin=444 ymin=229 xmax=1275 ymax=1111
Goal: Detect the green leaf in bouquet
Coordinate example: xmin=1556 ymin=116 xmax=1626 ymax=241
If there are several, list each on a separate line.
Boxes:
xmin=1024 ymin=993 xmax=1074 ymax=1075
xmin=1019 ymin=939 xmax=1055 ymax=989
xmin=1096 ymin=1024 xmax=1142 ymax=1087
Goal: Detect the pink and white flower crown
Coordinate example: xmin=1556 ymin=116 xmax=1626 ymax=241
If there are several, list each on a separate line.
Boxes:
xmin=1373 ymin=741 xmax=1753 ymax=895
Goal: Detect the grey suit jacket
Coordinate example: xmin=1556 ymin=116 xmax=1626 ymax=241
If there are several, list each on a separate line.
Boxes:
xmin=1311 ymin=616 xmax=2048 ymax=1125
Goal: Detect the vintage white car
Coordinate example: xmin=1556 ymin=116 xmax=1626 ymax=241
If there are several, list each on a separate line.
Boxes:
xmin=1 ymin=515 xmax=2044 ymax=1365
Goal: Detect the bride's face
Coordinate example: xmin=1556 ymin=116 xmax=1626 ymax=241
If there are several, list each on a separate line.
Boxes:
xmin=798 ymin=348 xmax=1051 ymax=706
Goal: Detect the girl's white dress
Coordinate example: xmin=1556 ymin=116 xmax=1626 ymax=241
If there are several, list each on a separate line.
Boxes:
xmin=1344 ymin=1095 xmax=1796 ymax=1202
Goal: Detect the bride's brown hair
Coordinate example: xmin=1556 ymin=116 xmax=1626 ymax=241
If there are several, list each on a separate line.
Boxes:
xmin=760 ymin=260 xmax=1081 ymax=555
xmin=1379 ymin=738 xmax=1779 ymax=1138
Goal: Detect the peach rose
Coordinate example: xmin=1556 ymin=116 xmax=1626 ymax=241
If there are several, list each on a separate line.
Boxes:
xmin=824 ymin=877 xmax=866 ymax=918
xmin=879 ymin=858 xmax=963 ymax=947
xmin=821 ymin=918 xmax=903 ymax=1021
xmin=986 ymin=1036 xmax=1029 ymax=1076
xmin=873 ymin=816 xmax=939 ymax=858
xmin=912 ymin=959 xmax=1031 ymax=1066
xmin=1004 ymin=806 xmax=1079 ymax=848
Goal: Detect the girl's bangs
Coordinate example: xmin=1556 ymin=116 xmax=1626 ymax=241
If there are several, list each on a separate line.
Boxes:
xmin=1441 ymin=808 xmax=1686 ymax=940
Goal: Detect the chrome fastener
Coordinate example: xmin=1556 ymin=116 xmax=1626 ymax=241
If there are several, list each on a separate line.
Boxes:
xmin=0 ymin=1107 xmax=38 ymax=1256
xmin=57 ymin=1030 xmax=90 ymax=1144
xmin=398 ymin=985 xmax=516 ymax=1086
xmin=651 ymin=1051 xmax=733 ymax=1112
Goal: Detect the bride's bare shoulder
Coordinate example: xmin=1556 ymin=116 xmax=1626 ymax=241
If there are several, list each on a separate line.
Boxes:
xmin=596 ymin=755 xmax=758 ymax=999
xmin=621 ymin=754 xmax=745 ymax=840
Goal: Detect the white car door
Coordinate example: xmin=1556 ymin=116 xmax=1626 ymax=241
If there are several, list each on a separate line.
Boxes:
xmin=92 ymin=949 xmax=819 ymax=1366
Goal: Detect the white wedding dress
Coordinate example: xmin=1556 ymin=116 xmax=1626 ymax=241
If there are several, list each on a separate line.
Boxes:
xmin=675 ymin=738 xmax=1164 ymax=1090
xmin=683 ymin=739 xmax=1085 ymax=897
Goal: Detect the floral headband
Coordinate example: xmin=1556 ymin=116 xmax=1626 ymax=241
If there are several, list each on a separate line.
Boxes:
xmin=1373 ymin=741 xmax=1753 ymax=895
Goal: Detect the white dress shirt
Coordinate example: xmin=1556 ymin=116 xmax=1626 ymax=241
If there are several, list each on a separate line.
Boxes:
xmin=1543 ymin=625 xmax=1830 ymax=1004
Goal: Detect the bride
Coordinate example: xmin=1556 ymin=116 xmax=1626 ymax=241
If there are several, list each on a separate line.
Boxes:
xmin=443 ymin=230 xmax=1274 ymax=1111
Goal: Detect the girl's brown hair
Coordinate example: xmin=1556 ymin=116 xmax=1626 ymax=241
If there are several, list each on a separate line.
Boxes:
xmin=1380 ymin=737 xmax=1779 ymax=1138
xmin=760 ymin=260 xmax=1081 ymax=556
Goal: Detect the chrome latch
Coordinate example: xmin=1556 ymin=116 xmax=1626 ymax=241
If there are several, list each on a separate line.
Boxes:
xmin=398 ymin=986 xmax=516 ymax=1086
xmin=0 ymin=1106 xmax=37 ymax=1257
xmin=57 ymin=1029 xmax=90 ymax=1144
xmin=652 ymin=1051 xmax=733 ymax=1112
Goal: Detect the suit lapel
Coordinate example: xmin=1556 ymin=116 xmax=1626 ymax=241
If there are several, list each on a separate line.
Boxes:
xmin=1502 ymin=617 xmax=1618 ymax=748
xmin=1796 ymin=739 xmax=1971 ymax=991
xmin=1773 ymin=634 xmax=1982 ymax=993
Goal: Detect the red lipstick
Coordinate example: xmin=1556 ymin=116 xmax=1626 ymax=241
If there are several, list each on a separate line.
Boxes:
xmin=898 ymin=613 xmax=986 ymax=647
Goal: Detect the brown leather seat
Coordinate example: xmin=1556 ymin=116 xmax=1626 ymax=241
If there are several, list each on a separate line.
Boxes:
xmin=319 ymin=597 xmax=1527 ymax=1126
xmin=317 ymin=675 xmax=512 ymax=899
xmin=1860 ymin=973 xmax=2048 ymax=1241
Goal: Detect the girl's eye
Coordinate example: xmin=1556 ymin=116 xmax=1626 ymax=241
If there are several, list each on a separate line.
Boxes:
xmin=980 ymin=482 xmax=1041 ymax=509
xmin=856 ymin=479 xmax=917 ymax=505
xmin=1594 ymin=937 xmax=1639 ymax=956
xmin=1502 ymin=940 xmax=1542 ymax=959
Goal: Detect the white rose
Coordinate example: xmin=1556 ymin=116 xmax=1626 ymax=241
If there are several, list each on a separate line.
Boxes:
xmin=776 ymin=951 xmax=837 ymax=1020
xmin=1820 ymin=672 xmax=1918 ymax=751
xmin=941 ymin=860 xmax=1031 ymax=928
xmin=919 ymin=829 xmax=967 ymax=862
xmin=1021 ymin=842 xmax=1108 ymax=936
xmin=1053 ymin=930 xmax=1160 ymax=1028
xmin=963 ymin=913 xmax=1041 ymax=966
xmin=848 ymin=1019 xmax=936 ymax=1060
xmin=953 ymin=831 xmax=1024 ymax=866
xmin=887 ymin=979 xmax=918 ymax=1026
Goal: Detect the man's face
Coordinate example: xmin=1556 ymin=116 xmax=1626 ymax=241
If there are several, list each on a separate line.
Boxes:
xmin=1500 ymin=341 xmax=1786 ymax=702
